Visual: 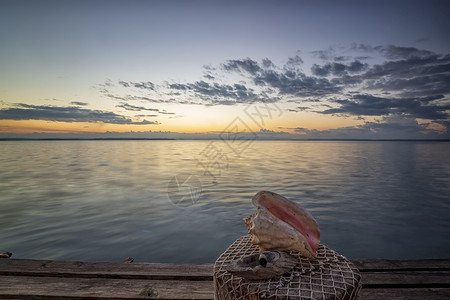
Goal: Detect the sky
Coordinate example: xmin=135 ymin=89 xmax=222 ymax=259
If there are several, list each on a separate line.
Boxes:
xmin=1 ymin=0 xmax=449 ymax=139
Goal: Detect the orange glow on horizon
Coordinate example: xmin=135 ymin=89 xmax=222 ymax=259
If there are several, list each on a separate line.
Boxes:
xmin=0 ymin=120 xmax=161 ymax=134
xmin=0 ymin=119 xmax=232 ymax=134
xmin=0 ymin=112 xmax=368 ymax=135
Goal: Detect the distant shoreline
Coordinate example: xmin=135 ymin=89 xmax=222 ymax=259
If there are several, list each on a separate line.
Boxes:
xmin=1 ymin=138 xmax=449 ymax=142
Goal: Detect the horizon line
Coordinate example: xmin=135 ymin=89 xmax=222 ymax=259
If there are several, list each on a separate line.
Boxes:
xmin=1 ymin=138 xmax=449 ymax=142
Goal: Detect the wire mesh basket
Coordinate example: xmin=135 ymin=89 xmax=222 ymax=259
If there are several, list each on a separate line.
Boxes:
xmin=214 ymin=235 xmax=361 ymax=300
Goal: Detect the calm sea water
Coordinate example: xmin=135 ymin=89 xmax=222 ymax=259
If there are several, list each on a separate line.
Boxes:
xmin=0 ymin=140 xmax=449 ymax=263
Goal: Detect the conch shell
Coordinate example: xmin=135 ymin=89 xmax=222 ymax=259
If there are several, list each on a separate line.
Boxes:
xmin=244 ymin=191 xmax=320 ymax=259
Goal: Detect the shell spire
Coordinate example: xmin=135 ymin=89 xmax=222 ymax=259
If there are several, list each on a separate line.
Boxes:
xmin=244 ymin=191 xmax=321 ymax=258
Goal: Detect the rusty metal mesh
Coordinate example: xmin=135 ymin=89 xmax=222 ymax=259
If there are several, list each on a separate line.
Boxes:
xmin=214 ymin=235 xmax=361 ymax=300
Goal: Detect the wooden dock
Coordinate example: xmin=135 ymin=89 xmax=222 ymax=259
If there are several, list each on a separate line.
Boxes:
xmin=0 ymin=257 xmax=449 ymax=299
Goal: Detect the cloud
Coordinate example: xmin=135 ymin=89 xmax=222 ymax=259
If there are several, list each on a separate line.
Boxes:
xmin=309 ymin=45 xmax=450 ymax=120
xmin=381 ymin=45 xmax=435 ymax=60
xmin=321 ymin=94 xmax=450 ymax=120
xmin=311 ymin=48 xmax=336 ymax=60
xmin=118 ymin=80 xmax=155 ymax=90
xmin=118 ymin=80 xmax=130 ymax=87
xmin=134 ymin=114 xmax=158 ymax=118
xmin=0 ymin=103 xmax=159 ymax=125
xmin=116 ymin=102 xmax=178 ymax=117
xmin=284 ymin=55 xmax=303 ymax=69
xmin=262 ymin=58 xmax=275 ymax=69
xmin=360 ymin=54 xmax=450 ymax=97
xmin=221 ymin=57 xmax=340 ymax=97
xmin=287 ymin=106 xmax=310 ymax=112
xmin=105 ymin=94 xmax=127 ymax=101
xmin=311 ymin=64 xmax=332 ymax=77
xmin=168 ymin=80 xmax=262 ymax=104
xmin=132 ymin=81 xmax=155 ymax=90
xmin=70 ymin=101 xmax=88 ymax=106
xmin=222 ymin=57 xmax=261 ymax=75
xmin=290 ymin=115 xmax=447 ymax=139
xmin=159 ymin=110 xmax=176 ymax=115
xmin=116 ymin=102 xmax=160 ymax=112
xmin=254 ymin=69 xmax=339 ymax=97
xmin=311 ymin=60 xmax=369 ymax=77
xmin=350 ymin=43 xmax=383 ymax=53
xmin=97 ymin=44 xmax=450 ymax=137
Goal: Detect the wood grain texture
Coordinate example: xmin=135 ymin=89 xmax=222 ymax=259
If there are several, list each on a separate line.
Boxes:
xmin=0 ymin=258 xmax=449 ymax=299
xmin=360 ymin=288 xmax=450 ymax=300
xmin=352 ymin=258 xmax=450 ymax=271
xmin=0 ymin=259 xmax=213 ymax=280
xmin=0 ymin=275 xmax=214 ymax=299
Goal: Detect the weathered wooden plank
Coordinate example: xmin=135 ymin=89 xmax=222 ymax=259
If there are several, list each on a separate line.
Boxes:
xmin=0 ymin=259 xmax=213 ymax=280
xmin=352 ymin=258 xmax=450 ymax=271
xmin=361 ymin=270 xmax=450 ymax=286
xmin=0 ymin=275 xmax=215 ymax=300
xmin=1 ymin=258 xmax=450 ymax=299
xmin=2 ymin=258 xmax=449 ymax=279
xmin=360 ymin=288 xmax=450 ymax=300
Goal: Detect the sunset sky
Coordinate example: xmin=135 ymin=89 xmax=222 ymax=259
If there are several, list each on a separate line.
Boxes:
xmin=1 ymin=0 xmax=449 ymax=139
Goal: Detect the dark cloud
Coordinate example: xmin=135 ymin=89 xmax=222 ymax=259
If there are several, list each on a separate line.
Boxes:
xmin=104 ymin=94 xmax=127 ymax=101
xmin=97 ymin=45 xmax=450 ymax=137
xmin=116 ymin=103 xmax=160 ymax=112
xmin=221 ymin=57 xmax=340 ymax=97
xmin=168 ymin=80 xmax=261 ymax=104
xmin=347 ymin=60 xmax=368 ymax=73
xmin=353 ymin=44 xmax=439 ymax=61
xmin=132 ymin=81 xmax=155 ymax=90
xmin=104 ymin=92 xmax=184 ymax=105
xmin=288 ymin=106 xmax=310 ymax=112
xmin=289 ymin=116 xmax=446 ymax=139
xmin=311 ymin=64 xmax=332 ymax=76
xmin=118 ymin=80 xmax=130 ymax=87
xmin=330 ymin=74 xmax=364 ymax=86
xmin=311 ymin=49 xmax=336 ymax=60
xmin=321 ymin=94 xmax=450 ymax=120
xmin=103 ymin=55 xmax=348 ymax=106
xmin=134 ymin=96 xmax=174 ymax=104
xmin=102 ymin=79 xmax=114 ymax=87
xmin=118 ymin=81 xmax=155 ymax=90
xmin=159 ymin=47 xmax=449 ymax=111
xmin=350 ymin=43 xmax=383 ymax=53
xmin=159 ymin=111 xmax=176 ymax=115
xmin=309 ymin=45 xmax=450 ymax=108
xmin=70 ymin=101 xmax=88 ymax=106
xmin=134 ymin=114 xmax=158 ymax=118
xmin=203 ymin=65 xmax=216 ymax=71
xmin=311 ymin=60 xmax=368 ymax=77
xmin=333 ymin=56 xmax=349 ymax=62
xmin=262 ymin=58 xmax=275 ymax=68
xmin=381 ymin=45 xmax=435 ymax=60
xmin=361 ymin=54 xmax=450 ymax=97
xmin=361 ymin=54 xmax=446 ymax=79
xmin=355 ymin=56 xmax=372 ymax=61
xmin=348 ymin=116 xmax=445 ymax=139
xmin=222 ymin=58 xmax=261 ymax=75
xmin=259 ymin=128 xmax=276 ymax=133
xmin=254 ymin=69 xmax=339 ymax=97
xmin=0 ymin=103 xmax=158 ymax=125
xmin=284 ymin=55 xmax=303 ymax=68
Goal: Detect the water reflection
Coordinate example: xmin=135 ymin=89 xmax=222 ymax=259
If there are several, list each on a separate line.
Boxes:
xmin=0 ymin=140 xmax=449 ymax=262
